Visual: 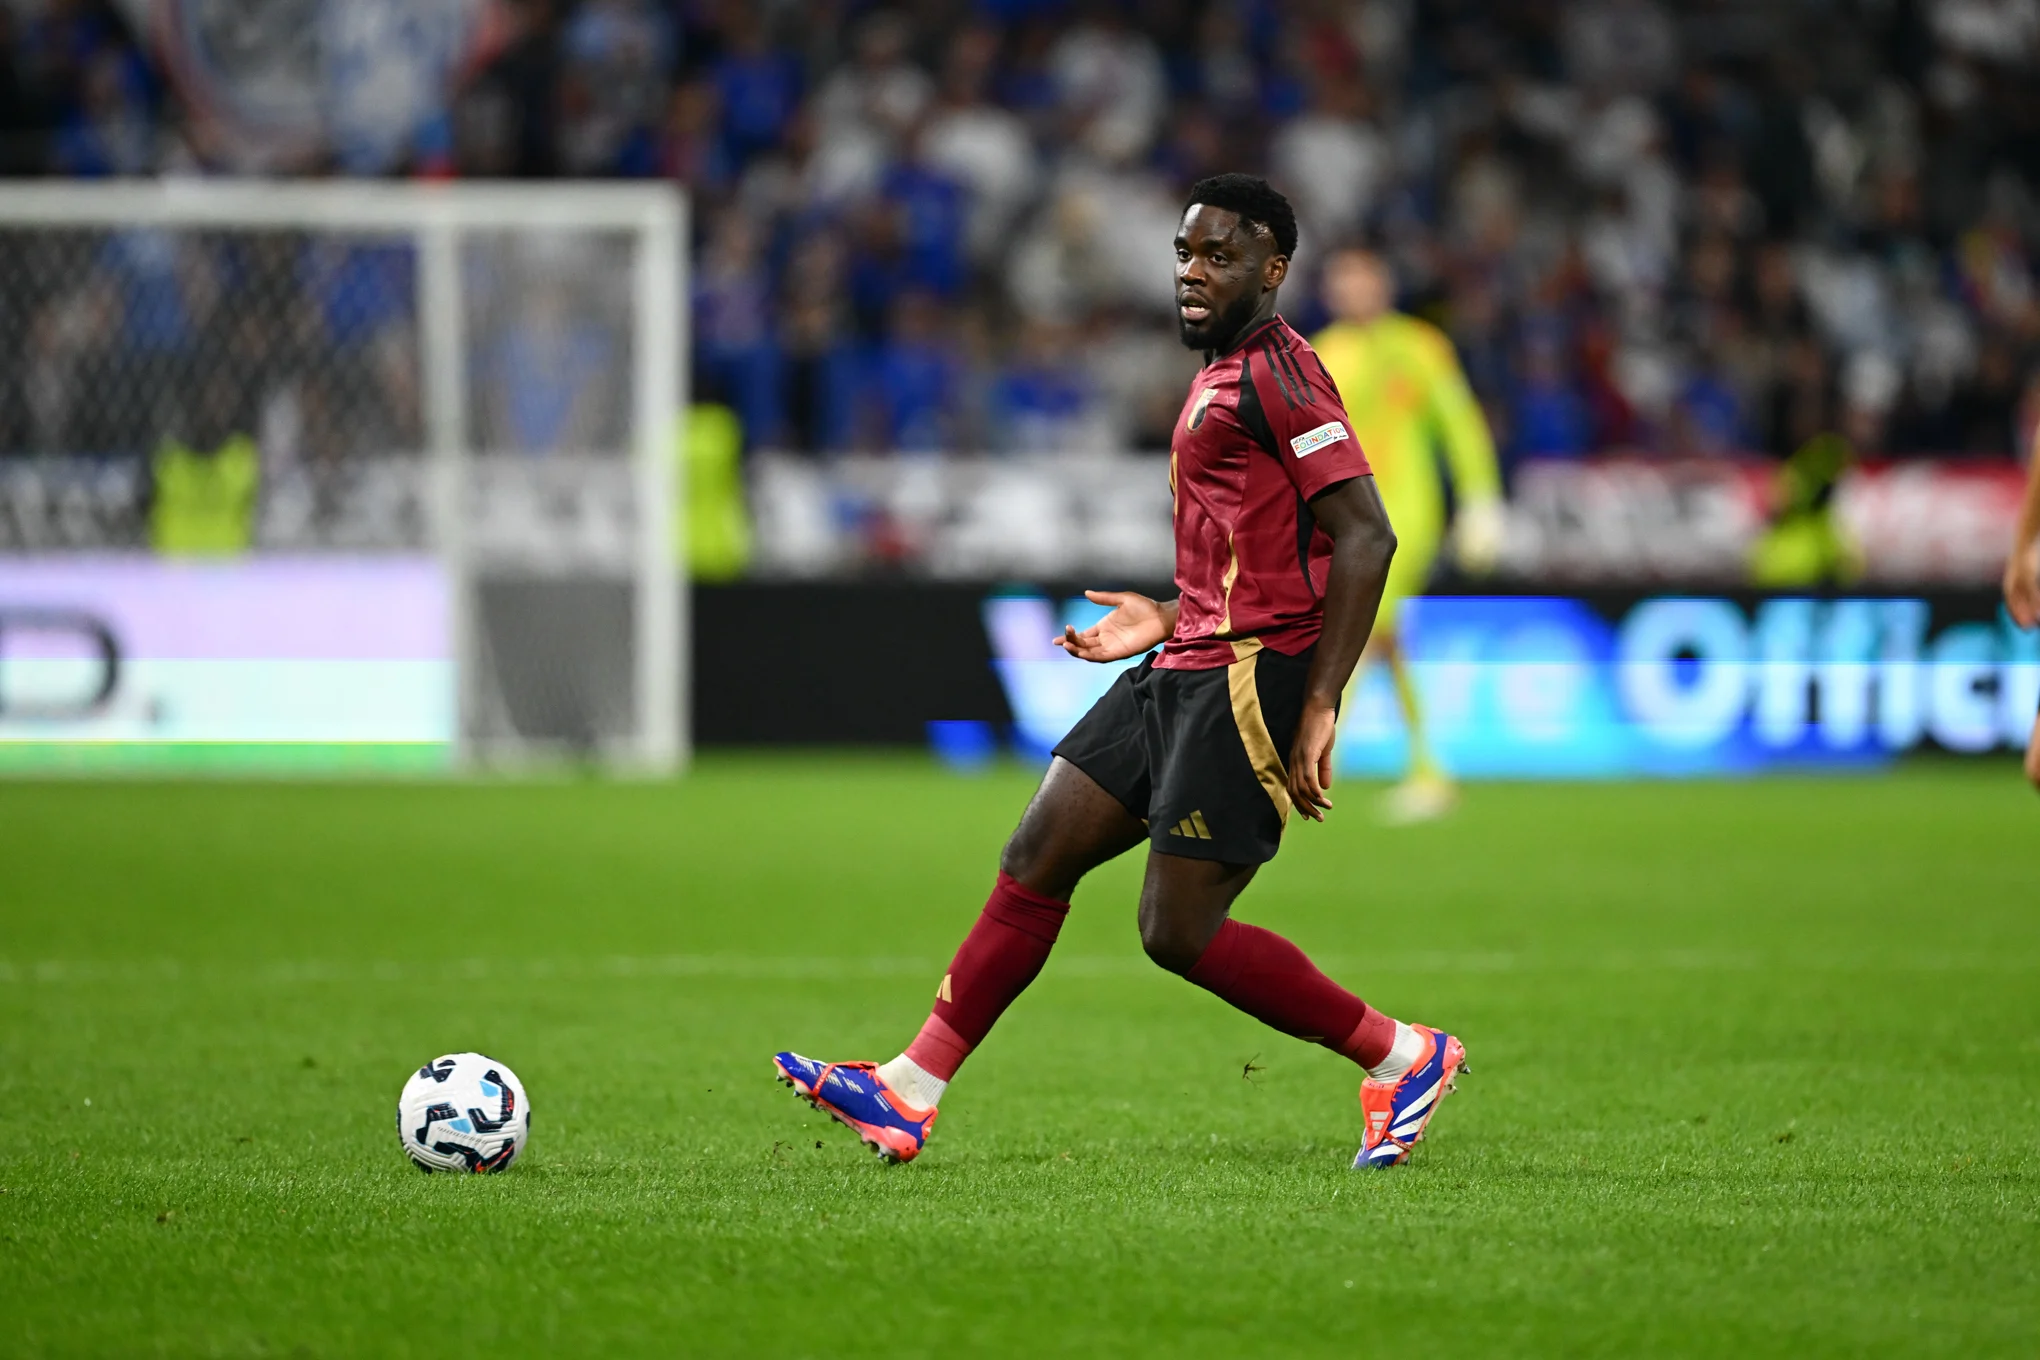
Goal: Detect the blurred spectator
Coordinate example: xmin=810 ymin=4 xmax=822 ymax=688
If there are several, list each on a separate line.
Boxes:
xmin=660 ymin=78 xmax=731 ymax=195
xmin=1186 ymin=4 xmax=1260 ymax=115
xmin=1744 ymin=57 xmax=1820 ymax=237
xmin=814 ymin=11 xmax=931 ymax=159
xmin=1671 ymin=349 xmax=1748 ymax=456
xmin=1562 ymin=0 xmax=1680 ymax=96
xmin=864 ymin=291 xmax=960 ymax=452
xmin=1088 ymin=309 xmax=1200 ymax=449
xmin=1153 ymin=103 xmax=1227 ymax=189
xmin=1007 ymin=180 xmax=1118 ymax=325
xmin=1268 ymin=77 xmax=1388 ymax=247
xmin=8 ymin=0 xmax=2040 ymax=474
xmin=694 ymin=211 xmax=780 ymax=448
xmin=1949 ymin=331 xmax=2025 ymax=452
xmin=777 ymin=230 xmax=857 ymax=455
xmin=713 ymin=9 xmax=802 ymax=171
xmin=1930 ymin=0 xmax=2040 ymax=64
xmin=990 ymin=320 xmax=1099 ymax=454
xmin=557 ymin=0 xmax=673 ymax=176
xmin=1840 ymin=349 xmax=1903 ymax=454
xmin=1049 ymin=3 xmax=1165 ymax=163
xmin=1764 ymin=334 xmax=1835 ymax=458
xmin=50 ymin=43 xmax=152 ymax=177
xmin=737 ymin=103 xmax=876 ymax=239
xmin=464 ymin=0 xmax=567 ymax=178
xmin=880 ymin=133 xmax=969 ymax=299
xmin=1510 ymin=335 xmax=1593 ymax=462
xmin=922 ymin=26 xmax=1038 ymax=264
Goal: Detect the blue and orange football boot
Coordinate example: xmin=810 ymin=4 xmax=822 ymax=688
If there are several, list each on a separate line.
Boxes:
xmin=773 ymin=1052 xmax=936 ymax=1163
xmin=1353 ymin=1025 xmax=1467 ymax=1169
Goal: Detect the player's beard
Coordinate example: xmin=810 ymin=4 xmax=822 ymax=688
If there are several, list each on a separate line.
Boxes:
xmin=1178 ymin=289 xmax=1264 ymax=352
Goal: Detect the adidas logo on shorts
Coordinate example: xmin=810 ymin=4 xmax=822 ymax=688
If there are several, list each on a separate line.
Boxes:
xmin=1167 ymin=810 xmax=1214 ymax=840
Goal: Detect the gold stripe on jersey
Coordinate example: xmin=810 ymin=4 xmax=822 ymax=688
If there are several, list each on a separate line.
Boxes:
xmin=1217 ymin=535 xmax=1240 ymax=636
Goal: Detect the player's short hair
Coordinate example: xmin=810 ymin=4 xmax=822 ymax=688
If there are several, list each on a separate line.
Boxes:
xmin=1184 ymin=174 xmax=1298 ymax=259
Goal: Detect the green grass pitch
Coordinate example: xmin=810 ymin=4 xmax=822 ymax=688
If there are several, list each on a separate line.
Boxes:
xmin=1 ymin=757 xmax=2035 ymax=1357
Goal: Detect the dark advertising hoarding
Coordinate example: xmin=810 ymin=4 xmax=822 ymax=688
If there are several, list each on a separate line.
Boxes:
xmin=698 ymin=583 xmax=2037 ymax=777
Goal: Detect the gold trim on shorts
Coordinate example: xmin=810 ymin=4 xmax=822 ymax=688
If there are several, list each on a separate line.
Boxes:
xmin=1227 ymin=638 xmax=1290 ymax=827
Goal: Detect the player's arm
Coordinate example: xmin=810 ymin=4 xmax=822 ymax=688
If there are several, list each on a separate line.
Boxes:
xmin=1290 ymin=475 xmax=1396 ymax=820
xmin=1055 ymin=590 xmax=1179 ymax=662
xmin=2003 ymin=430 xmax=2040 ymax=629
xmin=1420 ymin=329 xmax=1505 ymax=573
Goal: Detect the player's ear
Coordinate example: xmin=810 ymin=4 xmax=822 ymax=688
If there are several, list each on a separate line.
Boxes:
xmin=1263 ymin=252 xmax=1289 ymax=292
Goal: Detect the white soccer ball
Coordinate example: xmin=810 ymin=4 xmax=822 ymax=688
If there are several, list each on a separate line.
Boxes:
xmin=397 ymin=1053 xmax=530 ymax=1174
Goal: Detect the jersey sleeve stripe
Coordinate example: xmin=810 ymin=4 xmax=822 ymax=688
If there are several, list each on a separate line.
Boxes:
xmin=1258 ymin=340 xmax=1301 ymax=410
xmin=1272 ymin=339 xmax=1315 ymax=402
xmin=1306 ymin=352 xmax=1341 ymax=400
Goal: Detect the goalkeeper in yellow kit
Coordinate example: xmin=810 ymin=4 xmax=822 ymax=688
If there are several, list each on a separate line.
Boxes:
xmin=1315 ymin=248 xmax=1504 ymax=822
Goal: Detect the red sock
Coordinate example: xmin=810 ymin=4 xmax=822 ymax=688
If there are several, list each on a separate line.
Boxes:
xmin=902 ymin=872 xmax=1069 ymax=1081
xmin=1185 ymin=918 xmax=1398 ymax=1068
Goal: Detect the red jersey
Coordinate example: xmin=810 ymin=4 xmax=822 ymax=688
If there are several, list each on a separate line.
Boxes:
xmin=1158 ymin=316 xmax=1372 ymax=671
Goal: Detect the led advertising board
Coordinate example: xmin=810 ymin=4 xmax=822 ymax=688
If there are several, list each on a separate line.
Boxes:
xmin=0 ymin=558 xmax=453 ymax=770
xmin=981 ymin=592 xmax=2040 ymax=778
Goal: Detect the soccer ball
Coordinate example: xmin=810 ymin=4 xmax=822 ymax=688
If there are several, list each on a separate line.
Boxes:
xmin=397 ymin=1053 xmax=530 ymax=1174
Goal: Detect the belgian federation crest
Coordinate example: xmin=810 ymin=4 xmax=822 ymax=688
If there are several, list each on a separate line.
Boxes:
xmin=1187 ymin=386 xmax=1217 ymax=431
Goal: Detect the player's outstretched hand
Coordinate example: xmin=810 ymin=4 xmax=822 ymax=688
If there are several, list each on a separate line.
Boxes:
xmin=1054 ymin=590 xmax=1172 ymax=663
xmin=2005 ymin=542 xmax=2040 ymax=630
xmin=1287 ymin=702 xmax=1338 ymax=822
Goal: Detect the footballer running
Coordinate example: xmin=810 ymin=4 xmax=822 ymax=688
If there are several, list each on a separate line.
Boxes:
xmin=774 ymin=175 xmax=1467 ymax=1169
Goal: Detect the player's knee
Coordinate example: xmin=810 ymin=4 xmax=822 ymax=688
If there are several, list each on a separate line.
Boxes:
xmin=999 ymin=829 xmax=1075 ymax=900
xmin=1138 ymin=924 xmax=1200 ymax=975
xmin=2025 ymin=742 xmax=2040 ymax=791
xmin=1138 ymin=913 xmax=1207 ymax=976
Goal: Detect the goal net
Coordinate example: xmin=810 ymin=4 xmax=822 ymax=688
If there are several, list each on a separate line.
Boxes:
xmin=0 ymin=182 xmax=686 ymax=774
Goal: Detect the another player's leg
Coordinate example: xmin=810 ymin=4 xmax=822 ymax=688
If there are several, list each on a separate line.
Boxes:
xmin=1137 ymin=849 xmax=1465 ymax=1167
xmin=1349 ymin=508 xmax=1455 ymax=824
xmin=775 ymin=757 xmax=1145 ymax=1162
xmin=1379 ymin=632 xmax=1460 ymax=831
xmin=2026 ymin=707 xmax=2040 ymax=790
xmin=1374 ymin=625 xmax=1456 ymax=825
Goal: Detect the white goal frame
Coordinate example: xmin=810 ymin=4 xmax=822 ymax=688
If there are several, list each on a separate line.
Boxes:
xmin=0 ymin=180 xmax=689 ymax=774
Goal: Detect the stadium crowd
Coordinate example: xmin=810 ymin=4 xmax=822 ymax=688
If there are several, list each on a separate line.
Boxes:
xmin=4 ymin=0 xmax=2040 ymax=473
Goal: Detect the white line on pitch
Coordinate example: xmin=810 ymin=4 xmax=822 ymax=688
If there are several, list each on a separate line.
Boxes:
xmin=1 ymin=952 xmax=2034 ymax=986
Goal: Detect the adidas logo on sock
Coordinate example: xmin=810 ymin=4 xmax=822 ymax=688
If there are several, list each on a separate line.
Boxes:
xmin=1167 ymin=811 xmax=1214 ymax=840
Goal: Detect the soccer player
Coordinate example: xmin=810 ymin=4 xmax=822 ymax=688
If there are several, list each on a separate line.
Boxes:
xmin=774 ymin=175 xmax=1467 ymax=1169
xmin=2001 ymin=430 xmax=2040 ymax=788
xmin=1313 ymin=249 xmax=1503 ymax=822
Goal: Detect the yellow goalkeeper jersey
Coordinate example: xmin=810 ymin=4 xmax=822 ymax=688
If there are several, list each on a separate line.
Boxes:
xmin=1311 ymin=313 xmax=1499 ymax=566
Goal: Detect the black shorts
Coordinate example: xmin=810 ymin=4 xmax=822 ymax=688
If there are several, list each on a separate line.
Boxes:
xmin=1053 ymin=642 xmax=1315 ymax=865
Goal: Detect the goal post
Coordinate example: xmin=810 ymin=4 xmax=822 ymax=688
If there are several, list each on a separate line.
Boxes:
xmin=0 ymin=180 xmax=688 ymax=775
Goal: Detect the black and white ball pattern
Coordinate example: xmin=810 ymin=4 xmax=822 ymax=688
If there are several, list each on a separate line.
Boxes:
xmin=397 ymin=1053 xmax=529 ymax=1174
